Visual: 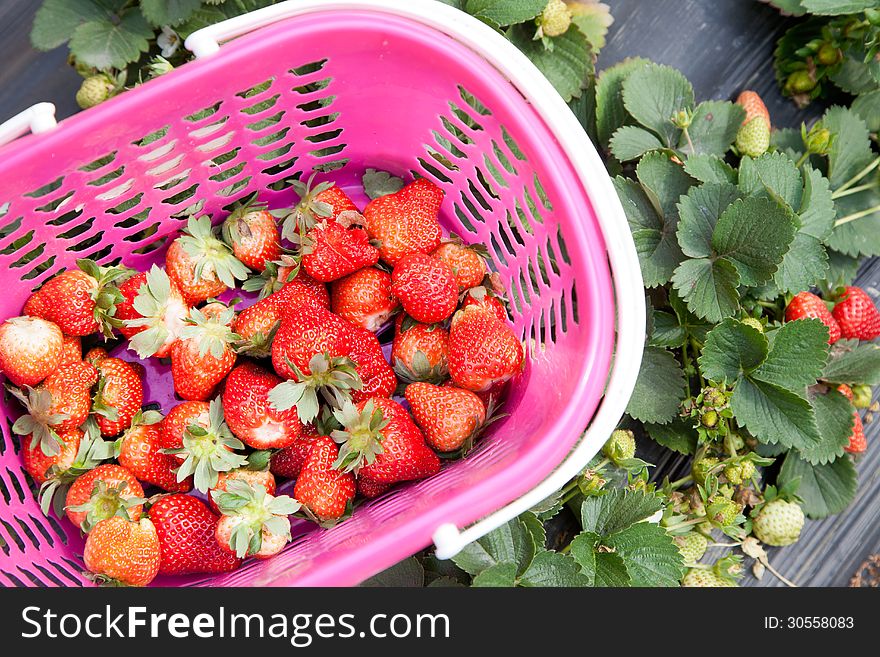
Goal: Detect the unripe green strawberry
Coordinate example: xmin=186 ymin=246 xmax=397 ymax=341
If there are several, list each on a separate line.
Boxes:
xmin=852 ymin=384 xmax=872 ymax=409
xmin=736 ymin=116 xmax=770 ymax=158
xmin=723 ymin=463 xmax=744 ymax=485
xmin=752 ymin=499 xmax=804 ymax=546
xmin=786 ymin=70 xmax=816 ymax=94
xmin=675 ymin=532 xmax=708 ymax=564
xmin=741 ymin=317 xmax=763 ymax=332
xmin=700 ymin=409 xmax=719 ymax=428
xmin=707 ymin=495 xmax=742 ymax=528
xmin=691 ymin=456 xmax=719 ymax=485
xmin=602 ymin=429 xmax=635 ymax=464
xmin=740 ymin=460 xmax=756 ymax=481
xmin=701 ymin=387 xmax=728 ymax=409
xmin=537 ymin=0 xmax=572 ymax=38
xmin=681 ymin=568 xmax=737 ymax=587
xmin=76 ymin=75 xmax=115 ymax=110
xmin=816 ymin=43 xmax=841 ymax=66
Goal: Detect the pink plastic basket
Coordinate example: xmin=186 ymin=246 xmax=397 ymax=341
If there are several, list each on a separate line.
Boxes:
xmin=0 ymin=0 xmax=643 ymax=587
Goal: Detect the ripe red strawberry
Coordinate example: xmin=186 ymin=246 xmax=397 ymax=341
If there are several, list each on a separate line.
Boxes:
xmin=735 ymin=90 xmax=771 ymax=158
xmin=270 ymin=431 xmax=318 ymax=479
xmin=149 ymin=494 xmax=241 ymax=575
xmin=462 ymin=286 xmax=507 ymax=323
xmin=84 ymin=516 xmax=160 ymax=586
xmin=84 ymin=346 xmax=109 ymax=366
xmin=280 ymin=177 xmax=360 ymax=242
xmin=231 ymin=296 xmax=283 ymax=359
xmin=23 ymin=259 xmax=129 ymax=338
xmin=364 ymin=178 xmax=444 ymax=266
xmin=242 ymin=255 xmax=329 ymax=304
xmin=347 ymin=324 xmax=396 ymax=402
xmin=208 ymin=467 xmax=276 ymax=514
xmin=59 ymin=334 xmax=82 ymax=366
xmin=832 ymin=286 xmax=880 ymax=341
xmin=22 ymin=427 xmax=82 ymax=484
xmin=357 ymin=476 xmax=392 ymax=499
xmin=10 ymin=361 xmax=98 ymax=456
xmin=838 ymin=384 xmax=854 ymax=401
xmin=222 ymin=361 xmax=302 ymax=449
xmin=785 ymin=291 xmax=841 ymax=344
xmin=405 ymin=382 xmax=491 ymax=453
xmin=117 ymin=265 xmax=189 ymax=358
xmin=171 ymin=304 xmax=238 ymax=401
xmin=330 ymin=267 xmax=399 ymax=331
xmin=93 ymin=357 xmax=143 ymax=437
xmin=332 ymin=398 xmax=440 ymax=484
xmin=65 ymin=464 xmax=145 ymax=532
xmin=159 ymin=401 xmax=211 ymax=450
xmin=0 ymin=316 xmax=63 ymax=387
xmin=118 ymin=411 xmax=192 ymax=492
xmin=845 ymin=412 xmax=866 ymax=454
xmin=433 ymin=240 xmax=488 ymax=291
xmin=391 ymin=253 xmax=458 ymax=324
xmin=448 ymin=306 xmax=524 ymax=392
xmin=391 ymin=315 xmax=449 ymax=384
xmin=301 ymin=217 xmax=380 ymax=283
xmin=166 ymin=216 xmax=249 ymax=306
xmin=214 ymin=480 xmax=299 ymax=558
xmin=221 ymin=198 xmax=281 ymax=271
xmin=294 ymin=435 xmax=355 ymax=522
xmin=270 ymin=298 xmax=353 ymax=379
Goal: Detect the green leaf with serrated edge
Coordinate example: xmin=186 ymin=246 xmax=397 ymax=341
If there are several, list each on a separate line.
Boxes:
xmin=569 ymin=532 xmax=599 ymax=578
xmin=799 ymin=389 xmax=853 ymax=465
xmin=471 ymin=562 xmax=518 ymax=587
xmin=69 ymin=13 xmax=153 ymax=70
xmin=649 ymin=310 xmax=686 ymax=348
xmin=645 ymin=417 xmax=698 ymax=455
xmin=799 ymin=165 xmax=836 ymax=241
xmin=579 ymin=488 xmax=664 ymax=537
xmin=603 ymin=522 xmax=685 ymax=587
xmin=465 ymin=0 xmax=545 ymax=27
xmin=175 ymin=6 xmax=228 ymax=39
xmin=680 ymin=100 xmax=744 ymax=157
xmin=829 ymin=48 xmax=878 ymax=95
xmin=779 ymin=452 xmax=857 ymax=519
xmin=140 ymin=0 xmax=202 ymax=27
xmin=520 ymin=511 xmax=546 ymax=553
xmin=609 ymin=126 xmax=665 ymax=161
xmin=823 ymin=106 xmax=873 ymax=190
xmin=683 ymin=154 xmax=737 ymax=185
xmin=773 ymin=232 xmax=829 ymax=294
xmin=595 ymin=57 xmax=651 ymax=147
xmin=637 ymin=150 xmax=695 ymax=221
xmin=593 ymin=551 xmax=632 ymax=587
xmin=801 ymin=0 xmax=876 ymax=14
xmin=519 ymin=551 xmax=592 ymax=587
xmin=451 ymin=516 xmax=535 ymax=577
xmin=731 ymin=377 xmax=823 ymax=451
xmin=506 ymin=24 xmax=593 ymax=102
xmin=764 ymin=0 xmax=806 ymax=15
xmin=671 ymin=257 xmax=740 ymax=322
xmin=677 ymin=183 xmax=743 ymax=259
xmin=699 ymin=319 xmax=769 ymax=383
xmin=613 ymin=177 xmax=683 ymax=288
xmin=822 ymin=340 xmax=880 ymax=386
xmin=626 ymin=347 xmax=687 ymax=425
xmin=362 ymin=169 xmax=405 ymax=200
xmin=827 ymin=186 xmax=880 ymax=258
xmin=622 ymin=64 xmax=694 ymax=148
xmin=669 ymin=289 xmax=712 ymax=343
xmin=712 ymin=196 xmax=796 ymax=287
xmin=753 ymin=318 xmax=829 ymax=390
xmin=360 ymin=557 xmax=425 ymax=587
xmin=31 ymin=0 xmax=110 ymax=50
xmin=738 ymin=153 xmax=803 ymax=211
xmin=825 ymin=250 xmax=862 ymax=289
xmin=770 ymin=127 xmax=806 ymax=164
xmin=852 ymin=90 xmax=880 ymax=133
xmin=569 ymin=1 xmax=613 ymax=50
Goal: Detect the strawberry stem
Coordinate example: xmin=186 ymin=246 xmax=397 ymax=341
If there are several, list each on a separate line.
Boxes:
xmin=833 ymin=153 xmax=880 ymax=196
xmin=834 ymin=203 xmax=880 ymax=228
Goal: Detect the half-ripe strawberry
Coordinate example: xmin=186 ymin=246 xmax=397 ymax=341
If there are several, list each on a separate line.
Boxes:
xmin=213 ymin=480 xmax=300 ymax=558
xmin=65 ymin=464 xmax=145 ymax=532
xmin=448 ymin=306 xmax=524 ymax=392
xmin=84 ymin=516 xmax=160 ymax=586
xmin=331 ymin=267 xmax=399 ymax=331
xmin=118 ymin=265 xmax=190 ymax=359
xmin=784 ymin=291 xmax=841 ymax=343
xmin=171 ymin=304 xmax=239 ymax=401
xmin=23 ymin=259 xmax=130 ymax=338
xmin=734 ymin=90 xmax=771 ymax=158
xmin=119 ymin=411 xmax=192 ymax=493
xmin=59 ymin=334 xmax=82 ymax=366
xmin=294 ymin=435 xmax=355 ymax=522
xmin=208 ymin=467 xmax=276 ymax=514
xmin=845 ymin=412 xmax=866 ymax=454
xmin=332 ymin=398 xmax=440 ymax=484
xmin=391 ymin=252 xmax=458 ymax=324
xmin=0 ymin=316 xmax=63 ymax=387
xmin=166 ymin=216 xmax=250 ymax=306
xmin=363 ymin=178 xmax=444 ymax=266
xmin=433 ymin=240 xmax=488 ymax=291
xmin=21 ymin=427 xmax=82 ymax=485
xmin=93 ymin=358 xmax=143 ymax=437
xmin=162 ymin=398 xmax=248 ymax=493
xmin=462 ymin=286 xmax=508 ymax=323
xmin=832 ymin=286 xmax=880 ymax=341
xmin=270 ymin=429 xmax=319 ymax=479
xmin=391 ymin=315 xmax=449 ymax=384
xmin=347 ymin=324 xmax=396 ymax=402
xmin=405 ymin=382 xmax=491 ymax=453
xmin=301 ymin=217 xmax=380 ymax=283
xmin=223 ymin=361 xmax=302 ymax=449
xmin=221 ymin=197 xmax=281 ymax=272
xmin=149 ymin=494 xmax=241 ymax=575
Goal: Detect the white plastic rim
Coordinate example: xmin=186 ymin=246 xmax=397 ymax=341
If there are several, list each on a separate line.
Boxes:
xmin=0 ymin=102 xmax=57 ymax=148
xmin=187 ymin=0 xmax=646 ymax=560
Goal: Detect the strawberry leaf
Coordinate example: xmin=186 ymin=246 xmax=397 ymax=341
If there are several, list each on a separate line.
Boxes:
xmin=609 ymin=126 xmax=664 ymax=162
xmin=801 ymin=0 xmax=877 ymax=15
xmin=681 ymin=100 xmax=744 ymax=157
xmin=470 ymin=562 xmax=519 ymax=587
xmin=648 ymin=309 xmax=686 ymax=348
xmin=465 ymin=0 xmax=545 ymax=28
xmin=579 ymin=488 xmax=664 ymax=536
xmin=799 ymin=388 xmax=853 ymax=465
xmin=699 ymin=319 xmax=769 ymax=383
xmin=823 ymin=106 xmax=874 ymax=190
xmin=671 ymin=257 xmax=740 ymax=322
xmin=140 ymin=0 xmax=202 ymax=27
xmin=676 ymin=183 xmax=744 ymax=258
xmin=754 ymin=319 xmax=829 ymax=390
xmin=625 ymin=347 xmax=687 ymax=425
xmin=731 ymin=378 xmax=823 ymax=452
xmin=822 ymin=340 xmax=880 ymax=385
xmin=778 ymin=452 xmax=857 ymax=519
xmin=683 ymin=155 xmax=738 ymax=185
xmin=31 ymin=0 xmax=110 ymax=51
xmin=852 ymin=90 xmax=880 ymax=133
xmin=518 ymin=551 xmax=591 ymax=587
xmin=451 ymin=516 xmax=537 ymax=578
xmin=644 ymin=418 xmax=698 ymax=455
xmin=621 ymin=64 xmax=694 ymax=149
xmin=570 ymin=533 xmax=633 ymax=586
xmin=738 ymin=152 xmax=803 ymax=210
xmin=595 ymin=57 xmax=651 ymax=148
xmin=506 ymin=23 xmax=594 ymax=102
xmin=69 ymin=13 xmax=153 ymax=70
xmin=602 ymin=522 xmax=685 ymax=587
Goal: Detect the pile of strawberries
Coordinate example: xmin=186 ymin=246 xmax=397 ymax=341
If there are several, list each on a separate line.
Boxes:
xmin=785 ymin=287 xmax=880 ymax=453
xmin=0 ymin=174 xmax=525 ymax=586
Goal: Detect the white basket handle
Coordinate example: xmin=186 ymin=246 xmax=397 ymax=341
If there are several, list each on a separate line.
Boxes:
xmin=0 ymin=103 xmax=57 ymax=148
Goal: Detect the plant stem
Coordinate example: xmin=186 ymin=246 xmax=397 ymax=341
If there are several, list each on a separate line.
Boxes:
xmin=668 ymin=475 xmax=693 ymax=490
xmin=834 ymin=203 xmax=880 ymax=227
xmin=664 ymin=517 xmax=705 ymax=533
xmin=763 ymin=559 xmax=798 ymax=588
xmin=795 ymin=152 xmax=809 ymax=168
xmin=834 ymin=154 xmax=880 ymax=195
xmin=683 ymin=127 xmax=695 ymax=156
xmin=832 ymin=180 xmax=878 ymax=199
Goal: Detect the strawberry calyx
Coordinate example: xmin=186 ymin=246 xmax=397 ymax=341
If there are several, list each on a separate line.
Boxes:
xmin=393 ymin=350 xmax=448 ymax=386
xmin=66 ymin=479 xmax=146 ymax=534
xmin=178 ymin=216 xmax=251 ymax=288
xmin=178 ymin=306 xmax=240 ymax=359
xmin=211 ymin=480 xmax=300 ymax=558
xmin=278 ymin=174 xmax=336 ymax=240
xmin=162 ymin=398 xmax=247 ymax=492
xmin=329 ymin=399 xmax=389 ymax=474
xmin=76 ymin=258 xmax=132 ymax=339
xmin=233 ymin=321 xmax=280 ymax=359
xmin=220 ymin=194 xmax=271 ymax=248
xmin=267 ymin=353 xmax=363 ymax=424
xmin=7 ymin=384 xmax=69 ymax=456
xmin=124 ymin=265 xmax=189 ymax=358
xmin=241 ymin=255 xmax=301 ymax=299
